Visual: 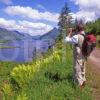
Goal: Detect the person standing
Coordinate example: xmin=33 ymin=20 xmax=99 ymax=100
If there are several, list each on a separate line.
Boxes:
xmin=65 ymin=24 xmax=86 ymax=87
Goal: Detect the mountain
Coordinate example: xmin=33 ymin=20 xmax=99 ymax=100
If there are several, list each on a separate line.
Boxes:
xmin=32 ymin=35 xmax=41 ymax=40
xmin=0 ymin=27 xmax=59 ymax=43
xmin=0 ymin=28 xmax=23 ymax=42
xmin=31 ymin=28 xmax=59 ymax=40
xmin=14 ymin=31 xmax=33 ymax=39
xmin=40 ymin=27 xmax=59 ymax=40
xmin=0 ymin=28 xmax=32 ymax=43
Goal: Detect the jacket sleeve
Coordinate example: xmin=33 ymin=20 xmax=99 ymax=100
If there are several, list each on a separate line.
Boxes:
xmin=64 ymin=35 xmax=78 ymax=45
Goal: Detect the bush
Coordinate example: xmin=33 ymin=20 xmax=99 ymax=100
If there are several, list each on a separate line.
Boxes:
xmin=11 ymin=64 xmax=37 ymax=87
xmin=10 ymin=50 xmax=61 ymax=88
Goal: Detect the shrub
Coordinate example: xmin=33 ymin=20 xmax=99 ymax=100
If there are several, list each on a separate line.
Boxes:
xmin=10 ymin=50 xmax=61 ymax=88
xmin=11 ymin=64 xmax=37 ymax=87
xmin=16 ymin=92 xmax=28 ymax=100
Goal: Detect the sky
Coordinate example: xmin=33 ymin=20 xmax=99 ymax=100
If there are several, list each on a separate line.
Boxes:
xmin=0 ymin=0 xmax=100 ymax=36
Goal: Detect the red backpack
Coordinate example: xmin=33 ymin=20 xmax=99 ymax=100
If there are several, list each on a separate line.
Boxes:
xmin=82 ymin=33 xmax=96 ymax=57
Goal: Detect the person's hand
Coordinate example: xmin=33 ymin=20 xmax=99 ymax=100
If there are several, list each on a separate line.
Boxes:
xmin=68 ymin=28 xmax=73 ymax=33
xmin=67 ymin=28 xmax=73 ymax=37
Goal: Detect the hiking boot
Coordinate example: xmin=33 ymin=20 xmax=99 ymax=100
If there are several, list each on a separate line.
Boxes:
xmin=80 ymin=81 xmax=86 ymax=89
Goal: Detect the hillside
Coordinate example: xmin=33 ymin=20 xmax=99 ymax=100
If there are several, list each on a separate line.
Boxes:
xmin=31 ymin=27 xmax=59 ymax=40
xmin=0 ymin=27 xmax=59 ymax=43
xmin=40 ymin=27 xmax=59 ymax=40
xmin=0 ymin=28 xmax=24 ymax=42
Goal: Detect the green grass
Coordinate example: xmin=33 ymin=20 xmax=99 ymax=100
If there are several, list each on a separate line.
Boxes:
xmin=0 ymin=40 xmax=11 ymax=44
xmin=0 ymin=43 xmax=92 ymax=100
xmin=0 ymin=62 xmax=19 ymax=100
xmin=96 ymin=35 xmax=100 ymax=48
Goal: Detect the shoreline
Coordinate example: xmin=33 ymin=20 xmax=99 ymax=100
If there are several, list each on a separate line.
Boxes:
xmin=0 ymin=46 xmax=20 ymax=49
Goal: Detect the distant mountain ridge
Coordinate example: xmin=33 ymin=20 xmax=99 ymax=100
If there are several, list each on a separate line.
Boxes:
xmin=0 ymin=28 xmax=24 ymax=42
xmin=0 ymin=27 xmax=59 ymax=43
xmin=0 ymin=28 xmax=33 ymax=42
xmin=40 ymin=27 xmax=59 ymax=40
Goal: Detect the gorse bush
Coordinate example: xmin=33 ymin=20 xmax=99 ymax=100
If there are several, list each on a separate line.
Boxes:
xmin=10 ymin=49 xmax=61 ymax=88
xmin=11 ymin=64 xmax=37 ymax=87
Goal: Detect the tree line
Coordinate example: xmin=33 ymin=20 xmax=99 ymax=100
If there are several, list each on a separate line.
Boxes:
xmin=86 ymin=18 xmax=100 ymax=35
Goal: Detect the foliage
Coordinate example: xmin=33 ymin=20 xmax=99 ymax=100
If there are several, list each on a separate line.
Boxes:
xmin=10 ymin=50 xmax=61 ymax=88
xmin=16 ymin=92 xmax=28 ymax=100
xmin=86 ymin=18 xmax=100 ymax=35
xmin=0 ymin=41 xmax=92 ymax=100
xmin=2 ymin=82 xmax=12 ymax=100
xmin=0 ymin=62 xmax=21 ymax=100
xmin=96 ymin=35 xmax=100 ymax=48
xmin=58 ymin=2 xmax=72 ymax=41
xmin=11 ymin=64 xmax=36 ymax=87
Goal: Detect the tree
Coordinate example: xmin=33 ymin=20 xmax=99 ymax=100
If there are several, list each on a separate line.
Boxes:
xmin=86 ymin=18 xmax=100 ymax=35
xmin=58 ymin=2 xmax=72 ymax=40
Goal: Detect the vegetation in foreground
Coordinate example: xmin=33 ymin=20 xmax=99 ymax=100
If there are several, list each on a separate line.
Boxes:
xmin=96 ymin=35 xmax=100 ymax=48
xmin=0 ymin=41 xmax=92 ymax=100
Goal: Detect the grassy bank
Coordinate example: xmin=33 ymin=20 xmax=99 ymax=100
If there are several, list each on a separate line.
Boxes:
xmin=97 ymin=35 xmax=100 ymax=48
xmin=0 ymin=46 xmax=20 ymax=49
xmin=0 ymin=40 xmax=11 ymax=44
xmin=0 ymin=43 xmax=92 ymax=100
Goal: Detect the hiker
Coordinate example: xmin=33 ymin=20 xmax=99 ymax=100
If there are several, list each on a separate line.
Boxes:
xmin=65 ymin=24 xmax=86 ymax=87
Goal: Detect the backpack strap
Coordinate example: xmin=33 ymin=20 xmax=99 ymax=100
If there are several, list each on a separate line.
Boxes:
xmin=77 ymin=34 xmax=85 ymax=47
xmin=80 ymin=34 xmax=85 ymax=37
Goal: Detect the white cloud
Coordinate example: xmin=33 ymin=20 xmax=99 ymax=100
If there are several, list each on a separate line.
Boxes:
xmin=0 ymin=17 xmax=53 ymax=36
xmin=72 ymin=0 xmax=100 ymax=10
xmin=71 ymin=0 xmax=100 ymax=22
xmin=4 ymin=6 xmax=59 ymax=22
xmin=18 ymin=20 xmax=53 ymax=35
xmin=37 ymin=4 xmax=47 ymax=11
xmin=71 ymin=11 xmax=96 ymax=22
xmin=0 ymin=18 xmax=16 ymax=28
xmin=0 ymin=0 xmax=12 ymax=5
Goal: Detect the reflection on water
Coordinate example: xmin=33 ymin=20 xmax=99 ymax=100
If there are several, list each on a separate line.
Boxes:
xmin=0 ymin=39 xmax=54 ymax=62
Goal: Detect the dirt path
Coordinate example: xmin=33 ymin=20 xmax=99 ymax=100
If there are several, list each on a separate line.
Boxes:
xmin=88 ymin=48 xmax=100 ymax=100
xmin=90 ymin=48 xmax=100 ymax=70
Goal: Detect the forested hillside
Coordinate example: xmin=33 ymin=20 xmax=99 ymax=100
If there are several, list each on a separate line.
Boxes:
xmin=86 ymin=18 xmax=100 ymax=35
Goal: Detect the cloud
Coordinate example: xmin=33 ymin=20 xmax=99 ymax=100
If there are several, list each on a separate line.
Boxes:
xmin=37 ymin=4 xmax=47 ymax=11
xmin=0 ymin=0 xmax=12 ymax=5
xmin=0 ymin=17 xmax=53 ymax=36
xmin=4 ymin=6 xmax=59 ymax=22
xmin=72 ymin=0 xmax=100 ymax=10
xmin=0 ymin=18 xmax=16 ymax=28
xmin=71 ymin=11 xmax=96 ymax=22
xmin=71 ymin=0 xmax=100 ymax=22
xmin=18 ymin=20 xmax=53 ymax=35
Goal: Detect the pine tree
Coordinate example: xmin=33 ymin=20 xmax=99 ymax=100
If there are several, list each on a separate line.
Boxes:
xmin=58 ymin=2 xmax=72 ymax=40
xmin=56 ymin=3 xmax=72 ymax=61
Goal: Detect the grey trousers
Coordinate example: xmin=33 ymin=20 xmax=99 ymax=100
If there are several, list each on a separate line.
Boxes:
xmin=73 ymin=46 xmax=86 ymax=86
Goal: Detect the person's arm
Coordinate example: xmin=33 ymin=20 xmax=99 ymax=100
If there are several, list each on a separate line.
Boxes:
xmin=65 ymin=28 xmax=78 ymax=45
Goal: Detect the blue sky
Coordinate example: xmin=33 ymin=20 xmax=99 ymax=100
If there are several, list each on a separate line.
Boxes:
xmin=0 ymin=0 xmax=79 ymax=12
xmin=0 ymin=0 xmax=99 ymax=36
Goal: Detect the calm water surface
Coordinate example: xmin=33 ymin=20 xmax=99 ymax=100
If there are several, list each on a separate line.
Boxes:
xmin=0 ymin=39 xmax=54 ymax=62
